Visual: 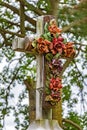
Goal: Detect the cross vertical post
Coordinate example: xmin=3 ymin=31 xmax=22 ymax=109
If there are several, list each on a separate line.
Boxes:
xmin=35 ymin=16 xmax=44 ymax=119
xmin=36 ymin=16 xmax=54 ymax=119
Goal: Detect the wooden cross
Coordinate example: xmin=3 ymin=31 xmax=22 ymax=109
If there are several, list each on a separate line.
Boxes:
xmin=12 ymin=15 xmax=62 ymax=129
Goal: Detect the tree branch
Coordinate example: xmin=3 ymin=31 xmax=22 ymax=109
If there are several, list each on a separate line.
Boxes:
xmin=0 ymin=17 xmax=20 ymax=27
xmin=0 ymin=2 xmax=36 ymax=26
xmin=49 ymin=0 xmax=59 ymax=20
xmin=0 ymin=25 xmax=35 ymax=46
xmin=25 ymin=26 xmax=36 ymax=33
xmin=0 ymin=28 xmax=24 ymax=37
xmin=62 ymin=118 xmax=82 ymax=130
xmin=75 ymin=42 xmax=86 ymax=46
xmin=1 ymin=2 xmax=19 ymax=14
xmin=62 ymin=17 xmax=87 ymax=32
xmin=1 ymin=33 xmax=8 ymax=46
xmin=17 ymin=0 xmax=45 ymax=15
xmin=60 ymin=58 xmax=73 ymax=76
xmin=0 ymin=18 xmax=36 ymax=33
xmin=24 ymin=79 xmax=36 ymax=123
xmin=19 ymin=1 xmax=25 ymax=35
xmin=74 ymin=60 xmax=87 ymax=86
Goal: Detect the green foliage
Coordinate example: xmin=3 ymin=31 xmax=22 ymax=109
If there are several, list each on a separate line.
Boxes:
xmin=63 ymin=85 xmax=71 ymax=101
xmin=63 ymin=112 xmax=83 ymax=130
xmin=13 ymin=90 xmax=29 ymax=130
xmin=37 ymin=0 xmax=51 ymax=13
xmin=58 ymin=0 xmax=87 ymax=39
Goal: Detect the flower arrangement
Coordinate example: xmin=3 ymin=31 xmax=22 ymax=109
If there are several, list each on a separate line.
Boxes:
xmin=31 ymin=19 xmax=76 ymax=103
xmin=32 ymin=19 xmax=75 ymax=57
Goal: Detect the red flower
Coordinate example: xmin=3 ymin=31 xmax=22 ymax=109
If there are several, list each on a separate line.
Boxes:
xmin=49 ymin=77 xmax=62 ymax=91
xmin=49 ymin=77 xmax=62 ymax=101
xmin=57 ymin=36 xmax=64 ymax=42
xmin=51 ymin=38 xmax=65 ymax=54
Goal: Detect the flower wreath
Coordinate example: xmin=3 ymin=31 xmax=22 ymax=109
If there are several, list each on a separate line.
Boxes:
xmin=31 ymin=19 xmax=76 ymax=103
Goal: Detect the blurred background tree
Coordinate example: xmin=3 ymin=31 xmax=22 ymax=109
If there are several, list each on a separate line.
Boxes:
xmin=0 ymin=0 xmax=87 ymax=129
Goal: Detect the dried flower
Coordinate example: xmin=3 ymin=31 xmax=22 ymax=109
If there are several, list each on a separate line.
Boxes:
xmin=48 ymin=20 xmax=61 ymax=36
xmin=51 ymin=38 xmax=65 ymax=54
xmin=37 ymin=38 xmax=52 ymax=54
xmin=51 ymin=90 xmax=61 ymax=101
xmin=49 ymin=77 xmax=62 ymax=101
xmin=64 ymin=42 xmax=76 ymax=57
xmin=49 ymin=59 xmax=63 ymax=75
xmin=49 ymin=77 xmax=62 ymax=91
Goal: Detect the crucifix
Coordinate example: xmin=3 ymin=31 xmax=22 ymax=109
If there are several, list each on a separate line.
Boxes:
xmin=13 ymin=15 xmax=63 ymax=130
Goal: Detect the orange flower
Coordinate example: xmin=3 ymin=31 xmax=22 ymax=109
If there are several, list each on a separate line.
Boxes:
xmin=48 ymin=24 xmax=61 ymax=35
xmin=37 ymin=38 xmax=52 ymax=54
xmin=48 ymin=20 xmax=61 ymax=35
xmin=64 ymin=42 xmax=75 ymax=58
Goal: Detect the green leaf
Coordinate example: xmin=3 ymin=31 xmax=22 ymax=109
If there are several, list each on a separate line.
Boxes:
xmin=54 ymin=53 xmax=60 ymax=59
xmin=43 ymin=33 xmax=49 ymax=39
xmin=44 ymin=22 xmax=49 ymax=33
xmin=64 ymin=0 xmax=68 ymax=3
xmin=2 ymin=109 xmax=7 ymax=115
xmin=0 ymin=102 xmax=3 ymax=106
xmin=45 ymin=53 xmax=53 ymax=61
xmin=47 ymin=32 xmax=51 ymax=37
xmin=63 ymin=38 xmax=67 ymax=43
xmin=42 ymin=32 xmax=52 ymax=41
xmin=56 ymin=33 xmax=59 ymax=38
xmin=32 ymin=41 xmax=37 ymax=48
